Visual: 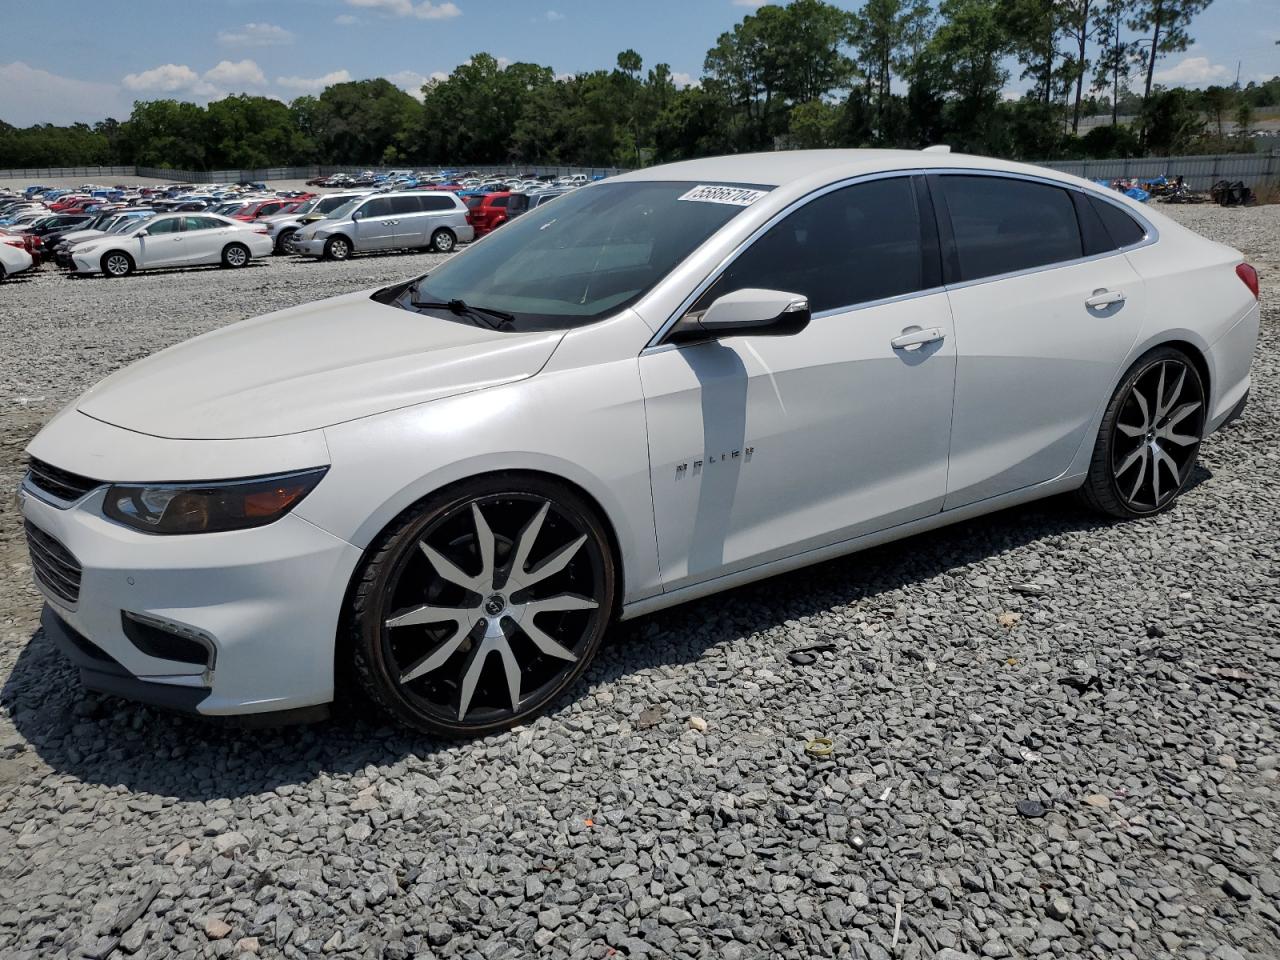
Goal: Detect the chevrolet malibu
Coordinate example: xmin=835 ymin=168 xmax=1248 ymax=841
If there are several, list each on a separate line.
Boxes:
xmin=20 ymin=150 xmax=1259 ymax=736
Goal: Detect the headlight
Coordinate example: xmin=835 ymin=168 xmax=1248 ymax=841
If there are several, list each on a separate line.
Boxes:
xmin=103 ymin=468 xmax=328 ymax=535
xmin=76 ymin=243 xmax=101 ymax=255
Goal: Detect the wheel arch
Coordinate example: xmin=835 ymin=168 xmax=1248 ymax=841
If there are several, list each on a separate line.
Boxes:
xmin=332 ymin=466 xmax=627 ymax=694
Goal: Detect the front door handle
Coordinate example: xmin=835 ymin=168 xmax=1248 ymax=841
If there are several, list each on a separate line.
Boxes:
xmin=1085 ymin=288 xmax=1125 ymax=308
xmin=891 ymin=326 xmax=945 ymax=350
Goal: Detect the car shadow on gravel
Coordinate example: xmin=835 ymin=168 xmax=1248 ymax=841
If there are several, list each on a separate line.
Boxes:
xmin=2 ymin=471 xmax=1208 ymax=801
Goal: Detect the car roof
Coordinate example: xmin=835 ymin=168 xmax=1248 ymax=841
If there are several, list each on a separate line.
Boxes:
xmin=612 ymin=148 xmax=1082 ymax=190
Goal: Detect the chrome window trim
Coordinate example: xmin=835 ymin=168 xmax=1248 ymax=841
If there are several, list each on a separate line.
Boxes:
xmin=641 ymin=165 xmax=1162 ymax=352
xmin=644 ymin=168 xmax=928 ymax=351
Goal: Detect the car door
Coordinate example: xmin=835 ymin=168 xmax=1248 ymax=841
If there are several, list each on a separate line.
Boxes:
xmin=389 ymin=195 xmax=427 ymax=248
xmin=639 ymin=174 xmax=957 ymax=591
xmin=351 ymin=197 xmax=397 ymax=251
xmin=176 ymin=216 xmax=222 ymax=264
xmin=136 ymin=216 xmax=185 ymax=268
xmin=931 ymin=173 xmax=1147 ymax=509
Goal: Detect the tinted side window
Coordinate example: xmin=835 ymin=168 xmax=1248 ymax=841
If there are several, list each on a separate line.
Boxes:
xmin=318 ymin=195 xmax=349 ymax=213
xmin=147 ymin=218 xmax=181 ymax=235
xmin=258 ymin=202 xmax=283 ymax=216
xmin=489 ymin=195 xmax=509 ymax=208
xmin=940 ymin=176 xmax=1082 ymax=282
xmin=1089 ymin=196 xmax=1146 ymax=248
xmin=420 ymin=195 xmax=456 ymax=211
xmin=362 ymin=198 xmax=394 ymax=217
xmin=694 ymin=177 xmax=927 ymax=314
xmin=390 ymin=196 xmax=420 ymax=215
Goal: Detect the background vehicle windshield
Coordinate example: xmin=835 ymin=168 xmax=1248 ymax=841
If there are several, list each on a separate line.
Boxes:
xmin=324 ymin=196 xmax=365 ymax=220
xmin=406 ymin=180 xmax=767 ymax=328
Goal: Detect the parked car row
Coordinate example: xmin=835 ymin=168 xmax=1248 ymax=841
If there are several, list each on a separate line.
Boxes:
xmin=1 ymin=177 xmax=581 ymax=278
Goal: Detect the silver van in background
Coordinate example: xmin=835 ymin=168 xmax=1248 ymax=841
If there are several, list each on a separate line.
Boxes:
xmin=294 ymin=191 xmax=474 ymax=261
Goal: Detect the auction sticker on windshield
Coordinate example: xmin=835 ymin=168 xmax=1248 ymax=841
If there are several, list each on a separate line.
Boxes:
xmin=678 ymin=184 xmax=769 ymax=206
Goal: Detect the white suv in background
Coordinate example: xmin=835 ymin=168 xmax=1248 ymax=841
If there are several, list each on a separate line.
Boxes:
xmin=294 ymin=191 xmax=473 ymax=260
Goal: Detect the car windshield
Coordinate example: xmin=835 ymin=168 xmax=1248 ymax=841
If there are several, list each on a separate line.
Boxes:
xmin=396 ymin=181 xmax=769 ymax=330
xmin=324 ymin=196 xmax=366 ymax=220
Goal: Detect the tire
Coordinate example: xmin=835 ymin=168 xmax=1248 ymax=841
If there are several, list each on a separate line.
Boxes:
xmin=221 ymin=242 xmax=250 ymax=268
xmin=274 ymin=229 xmax=297 ymax=255
xmin=350 ymin=474 xmax=616 ymax=737
xmin=101 ymin=251 xmax=134 ymax=278
xmin=429 ymin=228 xmax=456 ymax=253
xmin=324 ymin=236 xmax=352 ymax=261
xmin=1077 ymin=346 xmax=1206 ymax=519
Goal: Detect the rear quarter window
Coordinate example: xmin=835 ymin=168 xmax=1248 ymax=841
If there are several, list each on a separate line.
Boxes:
xmin=1088 ymin=196 xmax=1147 ymax=248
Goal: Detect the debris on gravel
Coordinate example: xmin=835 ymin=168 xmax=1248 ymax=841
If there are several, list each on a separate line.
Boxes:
xmin=1 ymin=204 xmax=1278 ymax=959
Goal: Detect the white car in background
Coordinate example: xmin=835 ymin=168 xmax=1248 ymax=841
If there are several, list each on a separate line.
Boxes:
xmin=0 ymin=238 xmax=35 ymax=280
xmin=20 ymin=150 xmax=1259 ymax=736
xmin=69 ymin=213 xmax=273 ymax=277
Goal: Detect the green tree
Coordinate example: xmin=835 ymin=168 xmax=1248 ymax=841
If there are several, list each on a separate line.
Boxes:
xmin=788 ymin=99 xmax=843 ymax=147
xmin=852 ymin=0 xmax=934 ymax=141
xmin=313 ymin=78 xmax=418 ymax=164
xmin=928 ymin=0 xmax=1014 ymax=150
xmin=1128 ymin=0 xmax=1214 ymax=143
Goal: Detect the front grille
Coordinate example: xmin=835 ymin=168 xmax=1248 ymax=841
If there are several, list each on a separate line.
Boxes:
xmin=26 ymin=457 xmax=101 ymax=504
xmin=24 ymin=521 xmax=83 ymax=606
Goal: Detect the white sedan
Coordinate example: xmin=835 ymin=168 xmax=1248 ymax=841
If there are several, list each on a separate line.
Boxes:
xmin=20 ymin=150 xmax=1259 ymax=735
xmin=69 ymin=213 xmax=273 ymax=277
xmin=0 ymin=237 xmax=35 ymax=280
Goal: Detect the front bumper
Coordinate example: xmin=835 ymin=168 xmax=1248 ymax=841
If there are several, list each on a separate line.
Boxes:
xmin=19 ymin=479 xmax=363 ymax=717
xmin=295 ymin=236 xmax=327 ymax=257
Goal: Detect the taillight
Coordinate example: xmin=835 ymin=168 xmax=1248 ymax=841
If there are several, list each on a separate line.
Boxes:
xmin=254 ymin=227 xmax=270 ymax=235
xmin=2 ymin=237 xmax=23 ymax=248
xmin=1236 ymin=262 xmax=1259 ymax=300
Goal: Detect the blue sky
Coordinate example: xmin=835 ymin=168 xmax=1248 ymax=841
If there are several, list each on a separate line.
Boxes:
xmin=1 ymin=0 xmax=1276 ymax=126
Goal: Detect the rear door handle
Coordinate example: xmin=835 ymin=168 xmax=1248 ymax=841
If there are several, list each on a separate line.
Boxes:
xmin=1085 ymin=289 xmax=1125 ymax=308
xmin=891 ymin=326 xmax=945 ymax=350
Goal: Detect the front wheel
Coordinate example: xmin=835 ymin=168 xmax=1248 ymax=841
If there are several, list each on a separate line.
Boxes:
xmin=350 ymin=475 xmax=616 ymax=737
xmin=1078 ymin=346 xmax=1206 ymax=518
xmin=101 ymin=251 xmax=134 ymax=278
xmin=275 ymin=229 xmax=297 ymax=255
xmin=324 ymin=236 xmax=351 ymax=261
xmin=221 ymin=242 xmax=250 ymax=268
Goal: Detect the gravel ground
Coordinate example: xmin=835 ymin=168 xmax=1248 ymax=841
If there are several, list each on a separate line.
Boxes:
xmin=0 ymin=204 xmax=1277 ymax=960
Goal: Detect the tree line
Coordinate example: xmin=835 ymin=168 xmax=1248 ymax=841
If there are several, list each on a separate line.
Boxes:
xmin=2 ymin=0 xmax=1275 ymax=172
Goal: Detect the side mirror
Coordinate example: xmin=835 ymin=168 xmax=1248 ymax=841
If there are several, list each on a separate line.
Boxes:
xmin=672 ymin=287 xmax=810 ymax=344
xmin=351 ymin=209 xmax=364 ymax=221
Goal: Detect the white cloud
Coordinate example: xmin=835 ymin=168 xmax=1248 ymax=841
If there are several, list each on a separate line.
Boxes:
xmin=123 ymin=63 xmax=212 ymax=95
xmin=345 ymin=0 xmax=462 ymax=19
xmin=217 ymin=22 xmax=294 ymax=47
xmin=671 ymin=71 xmax=697 ymax=89
xmin=203 ymin=59 xmax=267 ymax=90
xmin=0 ymin=61 xmax=131 ymax=125
xmin=335 ymin=14 xmax=360 ymax=25
xmin=276 ymin=69 xmax=353 ymax=93
xmin=1153 ymin=56 xmax=1233 ymax=87
xmin=733 ymin=0 xmax=767 ymax=6
xmin=545 ymin=9 xmax=565 ymax=20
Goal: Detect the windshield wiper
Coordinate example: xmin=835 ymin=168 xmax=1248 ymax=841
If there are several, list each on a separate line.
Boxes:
xmin=409 ymin=291 xmax=515 ymax=330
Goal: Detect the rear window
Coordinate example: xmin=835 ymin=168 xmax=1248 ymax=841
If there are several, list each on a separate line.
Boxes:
xmin=389 ymin=196 xmax=420 ymax=215
xmin=420 ymin=195 xmax=456 ymax=212
xmin=464 ymin=196 xmax=484 ymax=209
xmin=489 ymin=196 xmax=509 ymax=208
xmin=939 ymin=175 xmax=1082 ymax=282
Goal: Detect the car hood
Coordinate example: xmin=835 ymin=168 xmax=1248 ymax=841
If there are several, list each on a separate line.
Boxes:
xmin=75 ymin=289 xmax=565 ymax=440
xmin=58 ymin=228 xmax=106 ymax=246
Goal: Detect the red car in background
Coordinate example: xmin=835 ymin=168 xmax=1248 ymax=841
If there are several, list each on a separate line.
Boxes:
xmin=48 ymin=195 xmax=91 ymax=212
xmin=233 ymin=198 xmax=306 ymax=221
xmin=464 ymin=191 xmax=514 ymax=237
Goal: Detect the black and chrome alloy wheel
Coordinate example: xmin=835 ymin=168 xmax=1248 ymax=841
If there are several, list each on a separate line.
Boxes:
xmin=1080 ymin=346 xmax=1205 ymax=518
xmin=352 ymin=478 xmax=615 ymax=735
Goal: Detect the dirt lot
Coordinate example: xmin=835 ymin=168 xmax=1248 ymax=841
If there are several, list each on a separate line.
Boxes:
xmin=0 ymin=204 xmax=1277 ymax=960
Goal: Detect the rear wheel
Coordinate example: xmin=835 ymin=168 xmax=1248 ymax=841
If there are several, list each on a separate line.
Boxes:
xmin=430 ymin=228 xmax=456 ymax=253
xmin=221 ymin=242 xmax=250 ymax=268
xmin=1078 ymin=346 xmax=1206 ymax=518
xmin=350 ymin=475 xmax=616 ymax=737
xmin=275 ymin=229 xmax=297 ymax=255
xmin=101 ymin=251 xmax=134 ymax=278
xmin=324 ymin=236 xmax=352 ymax=261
